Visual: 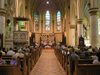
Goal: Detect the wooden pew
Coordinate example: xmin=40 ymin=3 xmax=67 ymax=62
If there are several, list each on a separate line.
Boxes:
xmin=26 ymin=54 xmax=31 ymax=75
xmin=30 ymin=50 xmax=35 ymax=70
xmin=77 ymin=59 xmax=94 ymax=64
xmin=2 ymin=55 xmax=12 ymax=64
xmin=74 ymin=57 xmax=100 ymax=75
xmin=30 ymin=48 xmax=41 ymax=70
xmin=0 ymin=57 xmax=22 ymax=75
xmin=19 ymin=56 xmax=27 ymax=75
xmin=68 ymin=54 xmax=75 ymax=75
xmin=2 ymin=55 xmax=27 ymax=75
xmin=63 ymin=52 xmax=68 ymax=74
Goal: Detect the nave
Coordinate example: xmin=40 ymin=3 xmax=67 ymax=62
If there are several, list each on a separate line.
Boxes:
xmin=30 ymin=50 xmax=66 ymax=75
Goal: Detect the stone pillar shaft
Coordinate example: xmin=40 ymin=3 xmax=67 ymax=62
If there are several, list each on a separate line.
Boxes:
xmin=77 ymin=19 xmax=83 ymax=45
xmin=0 ymin=14 xmax=5 ymax=47
xmin=1 ymin=0 xmax=4 ymax=8
xmin=89 ymin=11 xmax=99 ymax=48
xmin=88 ymin=0 xmax=99 ymax=48
xmin=16 ymin=0 xmax=18 ymax=17
xmin=0 ymin=0 xmax=6 ymax=47
xmin=77 ymin=24 xmax=83 ymax=37
xmin=69 ymin=25 xmax=75 ymax=46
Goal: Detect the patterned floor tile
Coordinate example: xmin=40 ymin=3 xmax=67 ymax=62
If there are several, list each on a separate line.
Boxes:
xmin=30 ymin=50 xmax=67 ymax=75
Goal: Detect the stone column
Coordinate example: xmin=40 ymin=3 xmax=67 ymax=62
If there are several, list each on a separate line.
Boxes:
xmin=89 ymin=9 xmax=99 ymax=48
xmin=77 ymin=19 xmax=83 ymax=37
xmin=69 ymin=25 xmax=75 ymax=46
xmin=69 ymin=0 xmax=76 ymax=46
xmin=7 ymin=23 xmax=9 ymax=38
xmin=88 ymin=0 xmax=99 ymax=48
xmin=10 ymin=19 xmax=14 ymax=39
xmin=0 ymin=0 xmax=6 ymax=47
xmin=65 ymin=0 xmax=70 ymax=45
xmin=1 ymin=0 xmax=4 ymax=8
xmin=77 ymin=0 xmax=84 ymax=45
xmin=15 ymin=0 xmax=18 ymax=17
xmin=87 ymin=25 xmax=90 ymax=39
xmin=77 ymin=19 xmax=83 ymax=45
xmin=21 ymin=0 xmax=26 ymax=31
xmin=16 ymin=22 xmax=19 ymax=31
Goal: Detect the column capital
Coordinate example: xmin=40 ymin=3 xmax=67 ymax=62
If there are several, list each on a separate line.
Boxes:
xmin=77 ymin=19 xmax=83 ymax=24
xmin=89 ymin=8 xmax=98 ymax=16
xmin=70 ymin=25 xmax=75 ymax=29
xmin=0 ymin=8 xmax=6 ymax=16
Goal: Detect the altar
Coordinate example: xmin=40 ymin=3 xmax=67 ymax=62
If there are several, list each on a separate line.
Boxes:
xmin=42 ymin=42 xmax=54 ymax=46
xmin=41 ymin=33 xmax=55 ymax=49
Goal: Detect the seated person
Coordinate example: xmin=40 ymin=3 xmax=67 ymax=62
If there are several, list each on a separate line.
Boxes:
xmin=25 ymin=49 xmax=30 ymax=56
xmin=82 ymin=52 xmax=92 ymax=59
xmin=67 ymin=48 xmax=80 ymax=74
xmin=7 ymin=48 xmax=15 ymax=55
xmin=3 ymin=48 xmax=7 ymax=54
xmin=16 ymin=49 xmax=24 ymax=58
xmin=0 ymin=52 xmax=6 ymax=65
xmin=93 ymin=51 xmax=100 ymax=64
xmin=0 ymin=47 xmax=5 ymax=55
xmin=88 ymin=46 xmax=92 ymax=52
xmin=71 ymin=48 xmax=80 ymax=60
xmin=10 ymin=55 xmax=17 ymax=65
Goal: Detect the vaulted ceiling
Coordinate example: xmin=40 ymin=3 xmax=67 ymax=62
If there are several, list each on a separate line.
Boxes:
xmin=30 ymin=0 xmax=65 ymax=13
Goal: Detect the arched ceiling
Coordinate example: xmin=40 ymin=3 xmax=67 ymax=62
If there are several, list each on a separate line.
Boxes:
xmin=30 ymin=0 xmax=65 ymax=14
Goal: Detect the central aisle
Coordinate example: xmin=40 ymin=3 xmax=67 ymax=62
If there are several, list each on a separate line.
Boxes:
xmin=30 ymin=50 xmax=67 ymax=75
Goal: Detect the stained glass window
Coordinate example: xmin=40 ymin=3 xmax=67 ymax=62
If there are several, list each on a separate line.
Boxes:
xmin=35 ymin=12 xmax=39 ymax=31
xmin=57 ymin=11 xmax=61 ymax=30
xmin=45 ymin=11 xmax=50 ymax=31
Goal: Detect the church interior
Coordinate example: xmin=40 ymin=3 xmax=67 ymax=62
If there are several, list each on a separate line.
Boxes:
xmin=0 ymin=0 xmax=100 ymax=75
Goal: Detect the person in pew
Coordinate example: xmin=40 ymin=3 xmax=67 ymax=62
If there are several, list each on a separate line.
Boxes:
xmin=0 ymin=52 xmax=6 ymax=65
xmin=0 ymin=47 xmax=6 ymax=55
xmin=92 ymin=48 xmax=96 ymax=52
xmin=16 ymin=49 xmax=24 ymax=58
xmin=88 ymin=46 xmax=92 ymax=52
xmin=93 ymin=51 xmax=100 ymax=64
xmin=71 ymin=48 xmax=80 ymax=60
xmin=25 ymin=49 xmax=30 ymax=56
xmin=7 ymin=48 xmax=15 ymax=55
xmin=10 ymin=55 xmax=17 ymax=65
xmin=82 ymin=52 xmax=92 ymax=59
xmin=95 ymin=47 xmax=98 ymax=52
xmin=79 ymin=50 xmax=85 ymax=59
xmin=67 ymin=48 xmax=80 ymax=75
xmin=3 ymin=48 xmax=7 ymax=54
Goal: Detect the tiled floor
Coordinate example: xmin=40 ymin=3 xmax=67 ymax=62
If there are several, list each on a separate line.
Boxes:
xmin=30 ymin=50 xmax=67 ymax=75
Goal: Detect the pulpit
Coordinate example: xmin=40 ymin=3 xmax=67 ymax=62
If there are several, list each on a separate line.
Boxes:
xmin=13 ymin=31 xmax=28 ymax=48
xmin=78 ymin=36 xmax=85 ymax=48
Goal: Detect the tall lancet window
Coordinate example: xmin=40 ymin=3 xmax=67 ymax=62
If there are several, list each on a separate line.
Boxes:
xmin=35 ymin=11 xmax=39 ymax=31
xmin=45 ymin=11 xmax=50 ymax=31
xmin=57 ymin=11 xmax=61 ymax=30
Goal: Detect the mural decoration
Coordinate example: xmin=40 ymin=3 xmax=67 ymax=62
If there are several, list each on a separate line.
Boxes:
xmin=45 ymin=11 xmax=50 ymax=31
xmin=57 ymin=11 xmax=61 ymax=30
xmin=35 ymin=12 xmax=39 ymax=31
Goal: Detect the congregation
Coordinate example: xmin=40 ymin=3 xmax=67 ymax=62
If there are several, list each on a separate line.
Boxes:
xmin=54 ymin=45 xmax=100 ymax=75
